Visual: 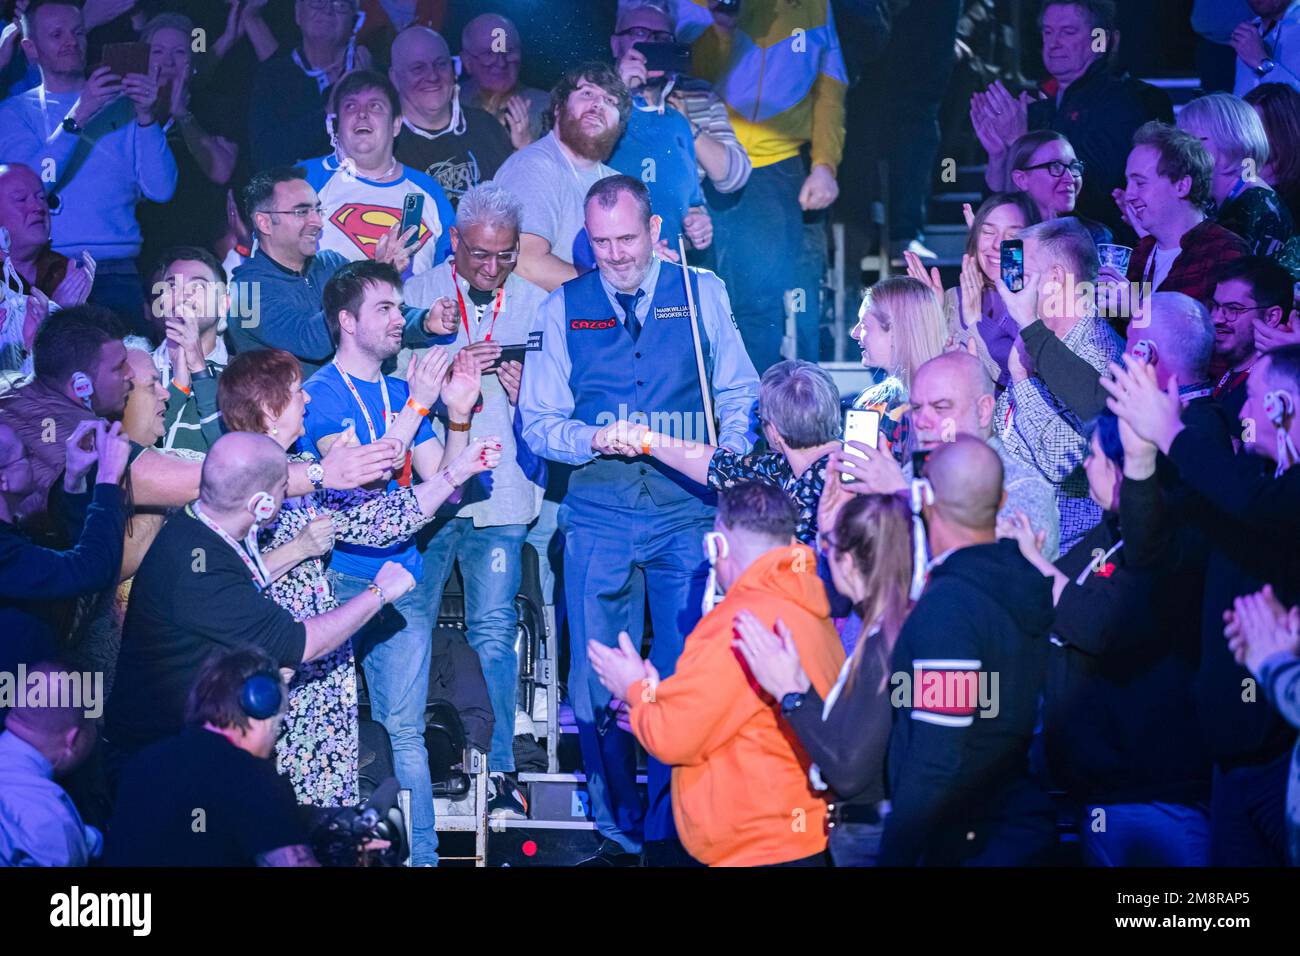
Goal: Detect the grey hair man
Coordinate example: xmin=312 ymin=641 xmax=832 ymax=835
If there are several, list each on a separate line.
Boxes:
xmin=399 ymin=182 xmax=548 ymax=810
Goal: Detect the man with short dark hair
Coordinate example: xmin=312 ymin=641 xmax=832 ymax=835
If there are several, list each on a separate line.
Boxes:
xmin=301 ymin=259 xmax=483 ymax=866
xmin=147 ymin=246 xmax=230 ymax=453
xmin=878 ymin=436 xmax=1056 ymax=865
xmin=1117 ymin=122 xmax=1250 ymax=305
xmin=492 ymin=63 xmax=631 ymax=292
xmin=105 ymin=647 xmax=320 ymax=867
xmin=300 ymin=70 xmax=455 ymax=277
xmin=0 ymin=0 xmax=176 ymax=333
xmin=1208 ymin=255 xmax=1294 ymax=417
xmin=0 ymin=660 xmax=102 ymax=866
xmin=518 ymin=174 xmax=758 ymax=864
xmin=589 ymin=481 xmax=845 ymax=866
xmin=972 ymin=0 xmax=1172 ymax=241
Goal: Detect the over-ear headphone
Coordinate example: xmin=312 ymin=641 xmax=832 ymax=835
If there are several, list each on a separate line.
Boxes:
xmin=1265 ymin=389 xmax=1296 ymax=428
xmin=247 ymin=491 xmax=276 ymax=523
xmin=1131 ymin=339 xmax=1158 ymax=365
xmin=240 ymin=671 xmax=283 ymax=720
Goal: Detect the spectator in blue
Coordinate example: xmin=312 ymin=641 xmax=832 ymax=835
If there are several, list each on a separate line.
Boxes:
xmin=608 ymin=0 xmax=712 ymax=256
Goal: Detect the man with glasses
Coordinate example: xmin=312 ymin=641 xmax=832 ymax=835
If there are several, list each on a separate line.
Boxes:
xmin=608 ymin=0 xmax=712 ymax=256
xmin=458 ymin=13 xmax=550 ymax=150
xmin=400 ymin=182 xmax=546 ymax=820
xmin=390 ymin=26 xmax=514 ymax=208
xmin=227 ymin=167 xmax=448 ymax=377
xmin=1208 ymin=255 xmax=1295 ymax=417
xmin=250 ymin=0 xmax=371 ymax=170
xmin=971 ymin=0 xmax=1172 ymax=243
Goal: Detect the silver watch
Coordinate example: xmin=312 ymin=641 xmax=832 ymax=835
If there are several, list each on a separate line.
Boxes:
xmin=306 ymin=461 xmax=325 ymax=491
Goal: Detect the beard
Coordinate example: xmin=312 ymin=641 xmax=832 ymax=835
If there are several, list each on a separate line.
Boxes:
xmin=557 ymin=108 xmax=624 ymax=163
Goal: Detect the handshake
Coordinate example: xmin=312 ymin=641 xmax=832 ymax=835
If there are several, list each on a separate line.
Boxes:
xmin=591 ymin=420 xmax=653 ymax=457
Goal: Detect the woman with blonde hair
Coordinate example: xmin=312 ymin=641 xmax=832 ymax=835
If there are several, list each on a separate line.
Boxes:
xmin=733 ymin=480 xmax=914 ymax=866
xmin=850 ymin=275 xmax=948 ymax=460
xmin=1177 ymin=92 xmax=1294 ymax=255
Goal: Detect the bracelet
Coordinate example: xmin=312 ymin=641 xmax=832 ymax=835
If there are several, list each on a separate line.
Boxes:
xmin=640 ymin=431 xmax=654 ymax=457
xmin=440 ymin=467 xmax=461 ymax=489
xmin=366 ymin=582 xmax=386 ymax=605
xmin=406 ymin=396 xmax=431 ymax=417
xmin=172 ymin=379 xmax=191 ymax=396
xmin=447 ymin=419 xmax=471 ymax=432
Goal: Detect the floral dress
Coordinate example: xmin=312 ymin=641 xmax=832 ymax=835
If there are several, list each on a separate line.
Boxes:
xmin=706 ymin=448 xmax=830 ymax=545
xmin=260 ymin=455 xmax=431 ymax=807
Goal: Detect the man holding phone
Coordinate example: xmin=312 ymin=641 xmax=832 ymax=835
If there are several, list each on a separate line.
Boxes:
xmin=0 ymin=0 xmax=176 ymax=336
xmin=608 ymin=1 xmax=713 ymax=254
xmin=399 ymin=182 xmax=547 ymax=815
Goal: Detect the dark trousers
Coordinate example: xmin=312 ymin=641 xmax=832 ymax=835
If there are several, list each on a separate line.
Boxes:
xmin=706 ymin=156 xmax=805 ymax=373
xmin=840 ymin=0 xmax=963 ymax=243
xmin=1210 ymin=753 xmax=1291 ymax=866
xmin=765 ymin=849 xmax=830 ymax=867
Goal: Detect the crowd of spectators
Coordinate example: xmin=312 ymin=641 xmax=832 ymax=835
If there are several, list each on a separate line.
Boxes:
xmin=0 ymin=0 xmax=1299 ymax=871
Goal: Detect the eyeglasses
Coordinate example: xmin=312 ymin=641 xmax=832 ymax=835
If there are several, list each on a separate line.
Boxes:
xmin=1019 ymin=159 xmax=1085 ymax=179
xmin=466 ymin=248 xmax=519 ymax=265
xmin=262 ymin=204 xmax=324 ymax=221
xmin=465 ymin=48 xmax=521 ymax=66
xmin=1209 ymin=299 xmax=1267 ymax=319
xmin=303 ymin=0 xmax=356 ymax=12
xmin=614 ymin=27 xmax=675 ymax=43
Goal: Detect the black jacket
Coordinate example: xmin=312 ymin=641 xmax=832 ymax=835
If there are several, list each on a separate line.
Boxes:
xmin=0 ymin=484 xmax=124 ymax=681
xmin=1028 ymin=59 xmax=1172 ymax=243
xmin=1121 ymin=420 xmax=1300 ymax=768
xmin=879 ymin=539 xmax=1055 ymax=866
xmin=1045 ymin=513 xmax=1211 ymax=806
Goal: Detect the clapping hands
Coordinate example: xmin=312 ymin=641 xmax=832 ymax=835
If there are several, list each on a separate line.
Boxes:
xmin=1225 ymin=585 xmax=1300 ymax=675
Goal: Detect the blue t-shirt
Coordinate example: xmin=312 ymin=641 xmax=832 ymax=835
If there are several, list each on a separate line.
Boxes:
xmin=300 ymin=363 xmax=435 ymax=579
xmin=608 ymin=101 xmax=703 ymax=248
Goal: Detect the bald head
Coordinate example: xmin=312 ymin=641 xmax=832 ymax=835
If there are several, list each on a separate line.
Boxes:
xmin=392 ymin=24 xmax=450 ymax=66
xmin=1130 ymin=292 xmax=1214 ymax=385
xmin=925 ymin=434 xmax=1004 ymax=532
xmin=199 ymin=432 xmax=287 ymax=513
xmin=463 ymin=13 xmax=518 ymax=49
xmin=911 ymin=351 xmax=998 ymax=446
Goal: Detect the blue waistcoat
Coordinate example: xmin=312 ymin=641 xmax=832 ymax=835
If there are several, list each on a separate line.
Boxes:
xmin=563 ymin=260 xmax=715 ymax=507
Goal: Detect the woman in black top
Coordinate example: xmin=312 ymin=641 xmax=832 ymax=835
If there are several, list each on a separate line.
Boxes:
xmin=733 ymin=482 xmax=914 ymax=866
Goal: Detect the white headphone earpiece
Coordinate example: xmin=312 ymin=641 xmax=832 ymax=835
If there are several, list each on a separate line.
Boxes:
xmin=1265 ymin=389 xmax=1295 ymax=428
xmin=71 ymin=371 xmax=94 ymax=409
xmin=1131 ymin=339 xmax=1157 ymax=365
xmin=908 ymin=478 xmax=934 ymax=601
xmin=248 ymin=491 xmax=276 ymax=523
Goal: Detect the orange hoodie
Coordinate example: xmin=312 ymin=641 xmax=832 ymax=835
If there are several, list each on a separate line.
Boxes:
xmin=625 ymin=543 xmax=845 ymax=866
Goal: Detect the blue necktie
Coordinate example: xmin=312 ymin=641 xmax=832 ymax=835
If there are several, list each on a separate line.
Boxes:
xmin=615 ymin=290 xmax=644 ymax=342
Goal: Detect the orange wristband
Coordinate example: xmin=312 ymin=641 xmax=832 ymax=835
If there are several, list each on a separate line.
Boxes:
xmin=405 ymin=396 xmax=430 ymax=417
xmin=641 ymin=432 xmax=654 ymax=456
xmin=172 ymin=379 xmax=191 ymax=396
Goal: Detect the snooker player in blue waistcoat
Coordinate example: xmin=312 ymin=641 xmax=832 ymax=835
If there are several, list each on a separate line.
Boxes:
xmin=519 ymin=175 xmax=759 ymax=865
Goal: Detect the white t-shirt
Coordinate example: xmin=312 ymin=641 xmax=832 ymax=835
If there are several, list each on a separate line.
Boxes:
xmin=1150 ymin=243 xmax=1180 ymax=290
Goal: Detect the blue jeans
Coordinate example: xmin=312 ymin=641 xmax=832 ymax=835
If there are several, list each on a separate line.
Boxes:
xmin=1211 ymin=754 xmax=1290 ymax=866
xmin=559 ymin=489 xmax=713 ymax=853
xmin=829 ymin=820 xmax=885 ymax=867
xmin=706 ymin=156 xmax=805 ymax=373
xmin=526 ymin=498 xmax=560 ymax=605
xmin=1079 ymin=801 xmax=1211 ymax=867
xmin=420 ymin=518 xmax=527 ymax=773
xmin=330 ymin=568 xmax=438 ymax=866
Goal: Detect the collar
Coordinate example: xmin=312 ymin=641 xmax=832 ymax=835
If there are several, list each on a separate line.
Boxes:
xmin=401 ymin=89 xmax=466 ymax=140
xmin=0 ymin=730 xmax=54 ymax=781
xmin=258 ymin=247 xmax=312 ymax=278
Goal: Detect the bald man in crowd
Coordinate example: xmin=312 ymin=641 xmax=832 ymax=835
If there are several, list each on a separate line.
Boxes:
xmin=458 ymin=13 xmax=550 ymax=149
xmin=0 ymin=661 xmax=102 ymax=866
xmin=104 ymin=433 xmax=417 ymax=769
xmin=842 ymin=350 xmax=1061 ymax=561
xmin=878 ymin=436 xmax=1057 ymax=866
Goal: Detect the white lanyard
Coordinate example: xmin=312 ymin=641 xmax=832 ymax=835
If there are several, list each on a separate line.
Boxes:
xmin=293 ymin=41 xmax=357 ymax=94
xmin=333 ymin=360 xmax=392 ymax=443
xmin=1180 ymin=387 xmax=1214 ymax=404
xmin=402 ymin=90 xmax=466 ymax=140
xmin=191 ymin=502 xmax=271 ymax=591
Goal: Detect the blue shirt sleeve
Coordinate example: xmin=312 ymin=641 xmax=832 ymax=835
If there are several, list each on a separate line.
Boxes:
xmin=301 ymin=371 xmax=348 ymax=456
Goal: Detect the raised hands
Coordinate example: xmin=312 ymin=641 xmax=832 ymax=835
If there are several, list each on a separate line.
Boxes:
xmin=1099 ymin=354 xmax=1183 ymax=453
xmin=441 ymin=348 xmax=482 ymax=420
xmin=1225 ymin=585 xmax=1300 ymax=674
xmin=374 ymin=222 xmax=417 ymax=274
xmin=405 ymin=346 xmax=451 ymax=410
xmin=587 ymin=631 xmax=657 ymax=705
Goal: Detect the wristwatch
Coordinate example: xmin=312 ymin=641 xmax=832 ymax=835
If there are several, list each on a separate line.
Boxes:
xmin=61 ymin=116 xmax=83 ymax=135
xmin=306 ymin=461 xmax=325 ymax=491
xmin=780 ymin=692 xmax=806 ymax=717
xmin=1257 ymin=58 xmax=1277 ymax=78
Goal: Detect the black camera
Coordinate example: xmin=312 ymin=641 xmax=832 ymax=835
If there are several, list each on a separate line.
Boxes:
xmin=306 ymin=776 xmax=408 ymax=867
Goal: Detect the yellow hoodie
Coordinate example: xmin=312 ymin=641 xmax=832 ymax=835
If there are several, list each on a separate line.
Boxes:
xmin=684 ymin=0 xmax=848 ymax=173
xmin=626 ymin=543 xmax=845 ymax=866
